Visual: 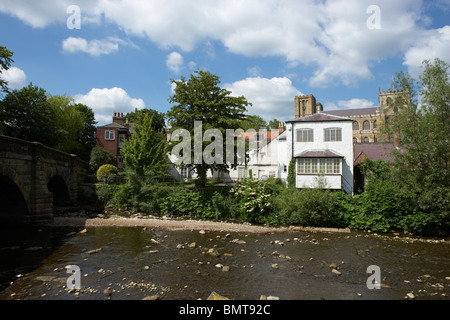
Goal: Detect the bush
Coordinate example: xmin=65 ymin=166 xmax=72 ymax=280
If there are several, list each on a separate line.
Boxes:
xmin=95 ymin=184 xmax=120 ymax=206
xmin=272 ymin=187 xmax=349 ymax=227
xmin=97 ymin=164 xmax=119 ymax=182
xmin=230 ymin=178 xmax=275 ymax=223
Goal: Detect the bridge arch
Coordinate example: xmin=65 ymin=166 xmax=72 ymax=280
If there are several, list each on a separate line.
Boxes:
xmin=0 ymin=174 xmax=29 ymax=224
xmin=47 ymin=175 xmax=71 ymax=207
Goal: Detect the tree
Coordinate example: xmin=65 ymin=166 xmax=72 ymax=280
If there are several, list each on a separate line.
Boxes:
xmin=166 ymin=70 xmax=251 ymax=186
xmin=0 ymin=83 xmax=59 ymax=147
xmin=89 ymin=147 xmax=117 ymax=173
xmin=48 ymin=94 xmax=85 ymax=154
xmin=384 ymin=58 xmax=450 ymax=234
xmin=73 ymin=103 xmax=97 ymax=162
xmin=0 ymin=46 xmax=14 ymax=95
xmin=239 ymin=115 xmax=267 ymax=131
xmin=268 ymin=118 xmax=282 ymax=130
xmin=125 ymin=108 xmax=166 ymax=132
xmin=121 ymin=112 xmax=169 ymax=176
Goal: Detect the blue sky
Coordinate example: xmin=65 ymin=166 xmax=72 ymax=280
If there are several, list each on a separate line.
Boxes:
xmin=1 ymin=0 xmax=449 ymax=126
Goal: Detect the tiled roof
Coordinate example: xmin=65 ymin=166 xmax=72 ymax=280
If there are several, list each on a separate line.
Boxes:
xmin=98 ymin=122 xmax=126 ymax=129
xmin=286 ymin=112 xmax=352 ymax=123
xmin=354 ymin=143 xmax=396 ymax=163
xmin=294 ymin=150 xmax=344 ymax=158
xmin=325 ymin=107 xmax=379 ymax=117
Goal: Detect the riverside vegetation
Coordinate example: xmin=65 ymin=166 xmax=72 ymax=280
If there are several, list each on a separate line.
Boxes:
xmin=91 ymin=157 xmax=449 ymax=237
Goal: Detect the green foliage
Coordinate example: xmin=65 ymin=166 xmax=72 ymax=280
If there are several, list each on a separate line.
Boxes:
xmin=124 ymin=108 xmax=166 ymax=132
xmin=121 ymin=112 xmax=169 ymax=176
xmin=89 ymin=147 xmax=117 ymax=172
xmin=0 ymin=46 xmax=14 ymax=94
xmin=0 ymin=83 xmax=59 ymax=147
xmin=287 ymin=159 xmax=296 ymax=188
xmin=97 ymin=164 xmax=119 ymax=182
xmin=273 ymin=188 xmax=349 ymax=227
xmin=230 ymin=178 xmax=280 ymax=223
xmin=166 ymin=70 xmax=251 ymax=186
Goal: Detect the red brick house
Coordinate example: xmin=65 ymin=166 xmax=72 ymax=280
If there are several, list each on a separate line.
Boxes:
xmin=96 ymin=113 xmax=134 ymax=170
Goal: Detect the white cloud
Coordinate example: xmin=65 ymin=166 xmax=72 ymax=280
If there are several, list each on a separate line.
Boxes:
xmin=224 ymin=77 xmax=302 ymax=121
xmin=2 ymin=0 xmax=448 ymax=86
xmin=0 ymin=66 xmax=27 ymax=89
xmin=403 ymin=26 xmax=450 ymax=78
xmin=74 ymin=87 xmax=145 ymax=124
xmin=166 ymin=51 xmax=184 ymax=74
xmin=62 ymin=37 xmax=122 ymax=56
xmin=323 ymin=98 xmax=376 ymax=111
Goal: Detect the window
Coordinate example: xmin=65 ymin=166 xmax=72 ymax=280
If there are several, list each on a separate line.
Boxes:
xmin=353 ymin=137 xmax=358 ymax=143
xmin=373 ymin=120 xmax=377 ymax=129
xmin=105 ymin=130 xmax=115 ymax=140
xmin=324 ymin=128 xmax=342 ymax=142
xmin=118 ymin=134 xmax=126 ymax=147
xmin=363 ymin=120 xmax=370 ymax=130
xmin=254 ymin=134 xmax=263 ymax=142
xmin=297 ymin=158 xmax=341 ymax=174
xmin=296 ymin=129 xmax=314 ymax=142
xmin=181 ymin=167 xmax=190 ymax=179
xmin=353 ymin=121 xmax=359 ymax=131
xmin=363 ymin=137 xmax=369 ymax=143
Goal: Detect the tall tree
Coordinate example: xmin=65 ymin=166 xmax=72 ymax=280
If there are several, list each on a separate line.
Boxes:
xmin=73 ymin=103 xmax=97 ymax=162
xmin=124 ymin=108 xmax=166 ymax=132
xmin=0 ymin=83 xmax=59 ymax=147
xmin=121 ymin=112 xmax=169 ymax=176
xmin=384 ymin=58 xmax=450 ymax=233
xmin=166 ymin=70 xmax=251 ymax=186
xmin=0 ymin=46 xmax=14 ymax=95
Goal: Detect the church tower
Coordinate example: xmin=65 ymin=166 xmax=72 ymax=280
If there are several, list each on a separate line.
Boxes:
xmin=294 ymin=94 xmax=317 ymax=118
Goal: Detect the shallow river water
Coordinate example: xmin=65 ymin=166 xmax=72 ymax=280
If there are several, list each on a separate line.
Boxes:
xmin=0 ymin=224 xmax=448 ymax=300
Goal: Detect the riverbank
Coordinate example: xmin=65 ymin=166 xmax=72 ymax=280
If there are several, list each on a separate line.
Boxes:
xmin=47 ymin=214 xmax=352 ymax=234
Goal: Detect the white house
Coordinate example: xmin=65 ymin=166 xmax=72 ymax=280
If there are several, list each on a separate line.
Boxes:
xmin=285 ymin=112 xmax=354 ymax=194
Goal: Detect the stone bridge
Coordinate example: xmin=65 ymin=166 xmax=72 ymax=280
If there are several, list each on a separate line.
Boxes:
xmin=0 ymin=135 xmax=88 ymax=225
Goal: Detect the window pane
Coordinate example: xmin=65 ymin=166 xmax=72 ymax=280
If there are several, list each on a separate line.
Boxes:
xmin=312 ymin=159 xmax=318 ymax=173
xmin=326 ymin=159 xmax=333 ymax=173
xmin=297 ymin=159 xmax=304 ymax=174
xmin=305 ymin=159 xmax=312 ymax=173
xmin=319 ymin=159 xmax=326 ymax=173
xmin=333 ymin=159 xmax=340 ymax=173
xmin=296 ymin=129 xmax=313 ymax=142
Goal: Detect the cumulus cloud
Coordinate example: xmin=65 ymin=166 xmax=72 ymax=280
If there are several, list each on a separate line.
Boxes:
xmin=2 ymin=0 xmax=448 ymax=86
xmin=62 ymin=37 xmax=123 ymax=56
xmin=0 ymin=66 xmax=27 ymax=89
xmin=166 ymin=51 xmax=184 ymax=74
xmin=403 ymin=26 xmax=450 ymax=78
xmin=324 ymin=98 xmax=377 ymax=111
xmin=224 ymin=77 xmax=302 ymax=121
xmin=74 ymin=87 xmax=145 ymax=124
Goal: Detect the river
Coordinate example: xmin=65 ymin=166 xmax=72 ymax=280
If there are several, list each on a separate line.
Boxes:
xmin=0 ymin=223 xmax=448 ymax=300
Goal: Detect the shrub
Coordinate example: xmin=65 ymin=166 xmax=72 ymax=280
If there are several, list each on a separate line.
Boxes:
xmin=230 ymin=178 xmax=274 ymax=223
xmin=272 ymin=187 xmax=349 ymax=227
xmin=95 ymin=184 xmax=120 ymax=205
xmin=97 ymin=164 xmax=119 ymax=182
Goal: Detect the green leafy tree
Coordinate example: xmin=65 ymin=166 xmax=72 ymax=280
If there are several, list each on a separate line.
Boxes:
xmin=121 ymin=112 xmax=169 ymax=176
xmin=166 ymin=70 xmax=251 ymax=186
xmin=125 ymin=108 xmax=166 ymax=132
xmin=73 ymin=103 xmax=97 ymax=161
xmin=0 ymin=83 xmax=59 ymax=147
xmin=239 ymin=115 xmax=267 ymax=131
xmin=0 ymin=46 xmax=14 ymax=95
xmin=383 ymin=58 xmax=450 ymax=234
xmin=89 ymin=147 xmax=117 ymax=172
xmin=268 ymin=118 xmax=281 ymax=130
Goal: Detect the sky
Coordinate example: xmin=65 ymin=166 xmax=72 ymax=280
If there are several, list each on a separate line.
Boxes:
xmin=0 ymin=0 xmax=449 ymax=126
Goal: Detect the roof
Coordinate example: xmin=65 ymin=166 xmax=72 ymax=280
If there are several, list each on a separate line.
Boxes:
xmin=98 ymin=122 xmax=126 ymax=129
xmin=294 ymin=150 xmax=344 ymax=158
xmin=354 ymin=143 xmax=396 ymax=163
xmin=325 ymin=107 xmax=379 ymax=117
xmin=286 ymin=112 xmax=352 ymax=123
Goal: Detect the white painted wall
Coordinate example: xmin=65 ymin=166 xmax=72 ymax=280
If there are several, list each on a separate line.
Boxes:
xmin=287 ymin=118 xmax=354 ymax=194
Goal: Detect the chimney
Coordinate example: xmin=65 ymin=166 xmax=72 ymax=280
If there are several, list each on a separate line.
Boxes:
xmin=279 ymin=122 xmax=285 ymax=134
xmin=113 ymin=112 xmax=124 ymax=125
